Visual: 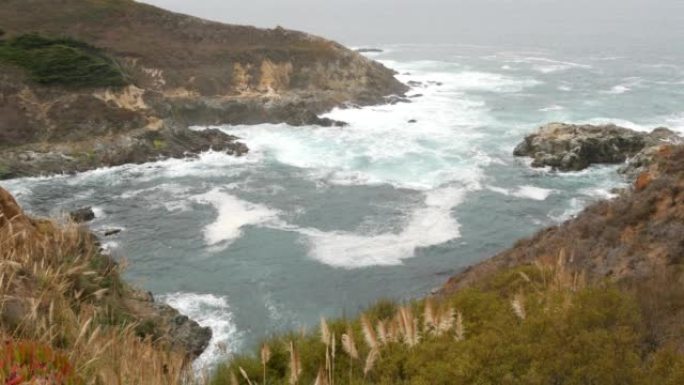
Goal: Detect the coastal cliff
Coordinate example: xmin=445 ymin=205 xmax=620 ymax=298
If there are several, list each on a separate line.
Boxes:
xmin=0 ymin=0 xmax=406 ymax=179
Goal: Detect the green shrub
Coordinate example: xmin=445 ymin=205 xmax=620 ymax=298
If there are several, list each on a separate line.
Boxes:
xmin=0 ymin=33 xmax=127 ymax=88
xmin=211 ymin=267 xmax=684 ymax=385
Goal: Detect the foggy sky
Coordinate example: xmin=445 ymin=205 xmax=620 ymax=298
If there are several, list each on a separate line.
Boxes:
xmin=139 ymin=0 xmax=683 ymax=51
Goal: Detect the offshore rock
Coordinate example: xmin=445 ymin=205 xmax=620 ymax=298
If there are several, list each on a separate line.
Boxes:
xmin=513 ymin=123 xmax=681 ymax=171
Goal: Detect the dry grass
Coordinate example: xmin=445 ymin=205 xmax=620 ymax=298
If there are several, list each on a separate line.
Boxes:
xmin=0 ymin=213 xmax=194 ymax=384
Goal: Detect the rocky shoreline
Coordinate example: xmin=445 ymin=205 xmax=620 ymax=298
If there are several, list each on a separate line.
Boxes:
xmin=0 ymin=0 xmax=407 ymax=180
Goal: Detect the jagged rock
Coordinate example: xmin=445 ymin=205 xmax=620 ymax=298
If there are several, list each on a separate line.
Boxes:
xmin=513 ymin=123 xmax=681 ymax=171
xmin=124 ymin=291 xmax=212 ymax=358
xmin=70 ymin=207 xmax=95 ymax=223
xmin=103 ymin=228 xmax=122 ymax=237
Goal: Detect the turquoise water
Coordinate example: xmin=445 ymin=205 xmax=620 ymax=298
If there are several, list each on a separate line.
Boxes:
xmin=4 ymin=44 xmax=683 ymax=369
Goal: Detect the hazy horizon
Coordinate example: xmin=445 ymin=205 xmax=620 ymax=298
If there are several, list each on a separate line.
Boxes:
xmin=139 ymin=0 xmax=683 ymax=53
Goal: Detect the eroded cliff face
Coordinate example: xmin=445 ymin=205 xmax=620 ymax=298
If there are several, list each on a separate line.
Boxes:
xmin=0 ymin=0 xmax=407 ymax=178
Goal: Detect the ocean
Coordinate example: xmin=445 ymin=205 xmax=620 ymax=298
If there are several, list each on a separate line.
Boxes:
xmin=4 ymin=43 xmax=683 ymax=369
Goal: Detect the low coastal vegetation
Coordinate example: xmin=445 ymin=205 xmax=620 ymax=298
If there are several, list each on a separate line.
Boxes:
xmin=211 ymin=258 xmax=684 ymax=385
xmin=0 ymin=33 xmax=126 ymax=87
xmin=0 ymin=190 xmax=193 ymax=384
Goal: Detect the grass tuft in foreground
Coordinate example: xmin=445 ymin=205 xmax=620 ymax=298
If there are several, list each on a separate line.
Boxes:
xmin=0 ymin=207 xmax=191 ymax=384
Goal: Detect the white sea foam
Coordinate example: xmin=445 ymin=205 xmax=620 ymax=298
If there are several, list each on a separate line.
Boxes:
xmin=488 ymin=185 xmax=554 ymax=201
xmin=509 ymin=57 xmax=591 ymax=74
xmin=100 ymin=241 xmax=120 ymax=253
xmin=216 ymin=59 xmax=504 ymax=191
xmin=548 ymin=197 xmax=584 ymax=222
xmin=540 ymin=105 xmax=565 ymax=112
xmin=578 ymin=187 xmax=618 ymax=200
xmin=603 ymin=77 xmax=642 ymax=95
xmin=206 ymin=59 xmax=549 ymax=266
xmin=91 ymin=206 xmax=105 ymax=218
xmin=605 ymin=85 xmax=631 ymax=94
xmin=159 ymin=293 xmax=241 ymax=371
xmin=397 ymin=70 xmax=541 ymax=93
xmin=191 ymin=189 xmax=280 ymax=249
xmin=292 ymin=186 xmax=471 ymax=268
xmin=218 ymin=116 xmax=486 ymax=191
xmin=575 ymin=118 xmax=653 ymax=132
xmin=515 ymin=186 xmax=554 ymax=200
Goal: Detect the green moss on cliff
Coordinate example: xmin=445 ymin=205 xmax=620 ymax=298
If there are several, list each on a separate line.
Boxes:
xmin=0 ymin=33 xmax=127 ymax=87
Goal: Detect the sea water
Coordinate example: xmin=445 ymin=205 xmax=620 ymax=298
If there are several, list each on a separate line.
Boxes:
xmin=4 ymin=43 xmax=684 ymax=369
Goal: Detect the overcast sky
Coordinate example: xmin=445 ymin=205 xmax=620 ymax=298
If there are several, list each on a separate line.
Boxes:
xmin=140 ymin=0 xmax=683 ymax=50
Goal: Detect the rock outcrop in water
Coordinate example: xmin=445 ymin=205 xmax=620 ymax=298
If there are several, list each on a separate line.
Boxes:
xmin=0 ymin=0 xmax=407 ymax=179
xmin=513 ymin=122 xmax=681 ymax=171
xmin=0 ymin=186 xmax=212 ymax=358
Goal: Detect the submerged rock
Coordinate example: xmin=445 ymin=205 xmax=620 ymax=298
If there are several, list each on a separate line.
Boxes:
xmin=513 ymin=123 xmax=681 ymax=171
xmin=70 ymin=207 xmax=95 ymax=223
xmin=103 ymin=228 xmax=122 ymax=237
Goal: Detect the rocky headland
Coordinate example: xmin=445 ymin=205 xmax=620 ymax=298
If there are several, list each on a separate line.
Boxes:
xmin=444 ymin=138 xmax=684 ymax=349
xmin=0 ymin=0 xmax=407 ymax=179
xmin=513 ymin=122 xmax=681 ymax=172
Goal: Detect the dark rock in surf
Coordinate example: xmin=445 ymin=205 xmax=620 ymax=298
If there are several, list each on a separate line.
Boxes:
xmin=70 ymin=207 xmax=95 ymax=223
xmin=103 ymin=228 xmax=122 ymax=237
xmin=513 ymin=123 xmax=681 ymax=172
